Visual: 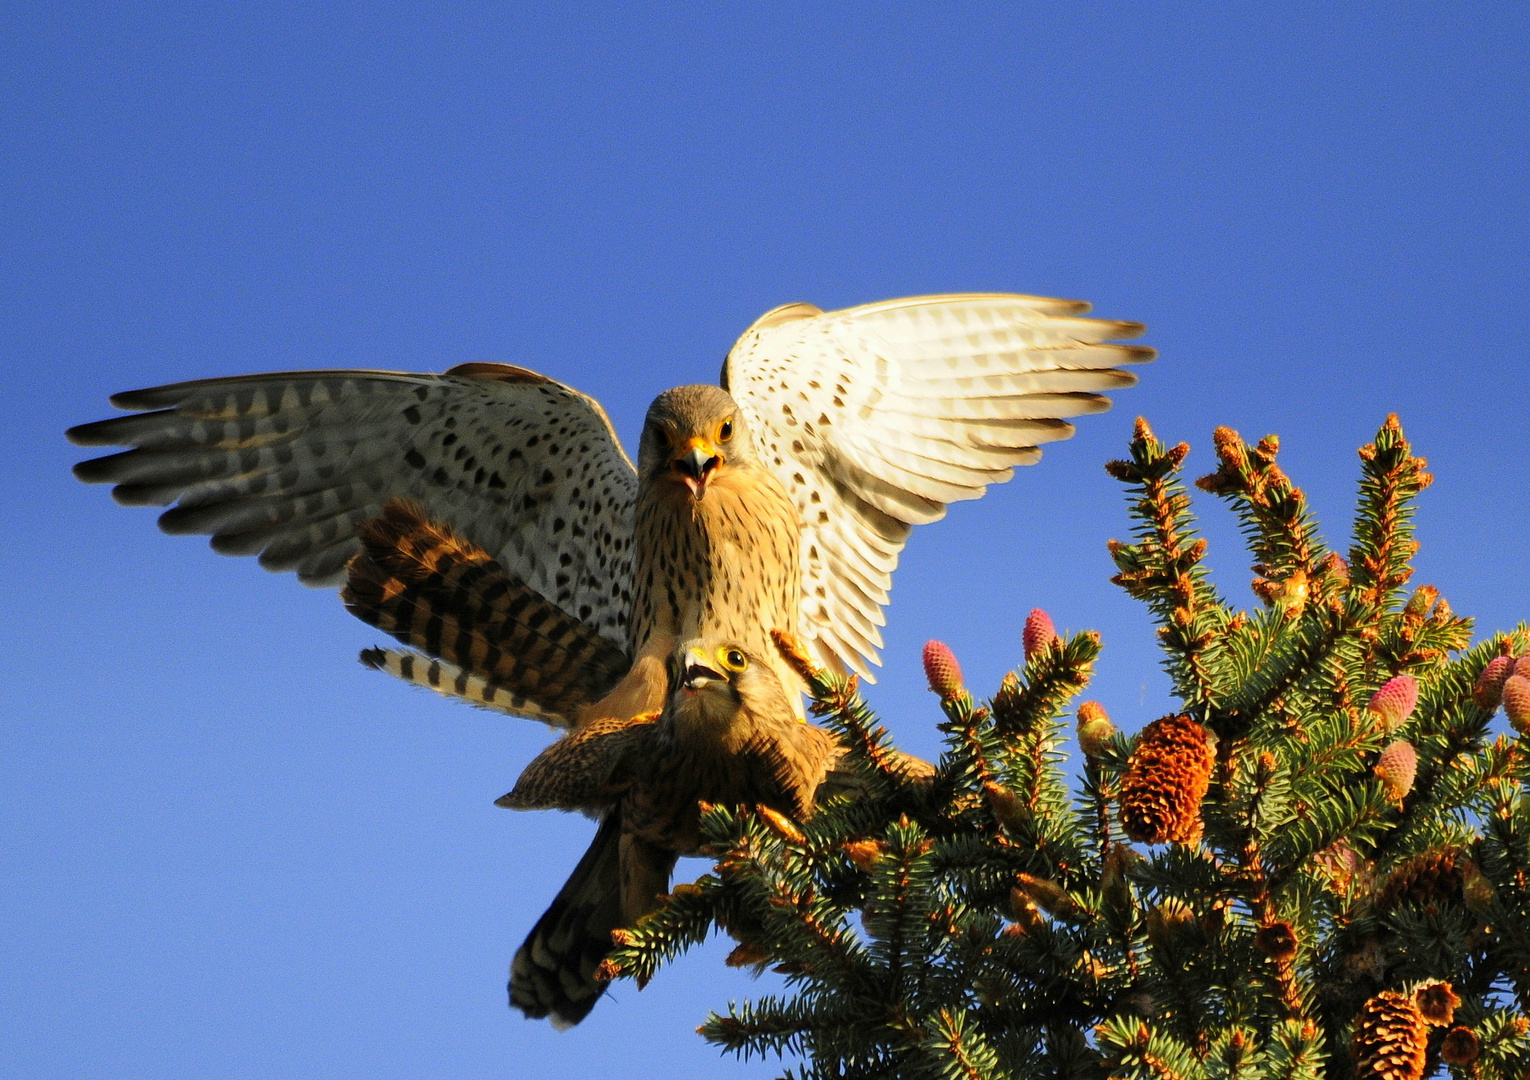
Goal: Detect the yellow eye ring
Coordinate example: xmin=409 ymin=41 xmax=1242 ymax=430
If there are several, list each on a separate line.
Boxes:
xmin=717 ymin=418 xmax=734 ymax=442
xmin=718 ymin=647 xmax=748 ymax=672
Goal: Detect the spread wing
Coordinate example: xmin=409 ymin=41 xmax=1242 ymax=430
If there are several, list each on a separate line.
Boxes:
xmin=68 ymin=364 xmax=639 ymax=646
xmin=723 ymin=293 xmax=1153 ymax=676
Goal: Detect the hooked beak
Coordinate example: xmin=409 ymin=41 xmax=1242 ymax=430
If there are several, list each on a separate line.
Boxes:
xmin=682 ymin=648 xmax=725 ymax=691
xmin=671 ymin=441 xmax=721 ymax=498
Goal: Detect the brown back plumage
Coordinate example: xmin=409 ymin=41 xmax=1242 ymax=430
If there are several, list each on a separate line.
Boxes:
xmin=343 ymin=499 xmax=631 ymax=728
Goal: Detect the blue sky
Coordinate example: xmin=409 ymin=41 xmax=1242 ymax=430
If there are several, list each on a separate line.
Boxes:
xmin=4 ymin=3 xmax=1527 ymax=1077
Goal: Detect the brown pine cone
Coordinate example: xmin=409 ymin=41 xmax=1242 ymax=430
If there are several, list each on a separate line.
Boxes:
xmin=1413 ymin=981 xmax=1460 ymax=1027
xmin=1352 ymin=990 xmax=1427 ymax=1080
xmin=1440 ymin=1026 xmax=1479 ymax=1066
xmin=1375 ymin=849 xmax=1468 ymax=915
xmin=1120 ymin=714 xmax=1215 ymax=844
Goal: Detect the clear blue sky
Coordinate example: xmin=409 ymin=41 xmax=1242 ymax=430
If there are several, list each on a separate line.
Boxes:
xmin=4 ymin=4 xmax=1526 ymax=1077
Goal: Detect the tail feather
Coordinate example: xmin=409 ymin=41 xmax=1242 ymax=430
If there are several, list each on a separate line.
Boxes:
xmin=358 ymin=647 xmax=571 ymax=728
xmin=509 ymin=812 xmax=626 ymax=1029
xmin=344 ymin=499 xmax=631 ymax=728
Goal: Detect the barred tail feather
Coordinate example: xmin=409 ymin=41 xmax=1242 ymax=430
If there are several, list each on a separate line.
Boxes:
xmin=358 ymin=647 xmax=572 ymax=729
xmin=509 ymin=811 xmax=625 ymax=1029
xmin=344 ymin=499 xmax=631 ymax=727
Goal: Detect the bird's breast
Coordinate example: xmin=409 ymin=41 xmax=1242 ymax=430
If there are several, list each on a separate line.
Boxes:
xmin=629 ymin=465 xmax=801 ymax=655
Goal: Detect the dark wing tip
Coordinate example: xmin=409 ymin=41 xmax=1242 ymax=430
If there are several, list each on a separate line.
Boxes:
xmin=66 ymin=416 xmax=138 ymax=448
xmin=359 ymin=647 xmax=387 ymax=670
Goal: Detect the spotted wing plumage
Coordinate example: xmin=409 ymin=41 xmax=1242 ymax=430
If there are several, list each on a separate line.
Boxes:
xmin=68 ymin=364 xmax=638 ymax=645
xmin=723 ymin=293 xmax=1154 ymax=676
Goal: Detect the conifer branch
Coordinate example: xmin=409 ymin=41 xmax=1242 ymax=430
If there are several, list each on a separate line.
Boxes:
xmin=597 ymin=416 xmax=1525 ymax=1080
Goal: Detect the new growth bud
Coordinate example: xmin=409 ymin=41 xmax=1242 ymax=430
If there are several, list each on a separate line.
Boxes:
xmin=921 ymin=640 xmax=965 ymax=700
xmin=1374 ymin=741 xmax=1417 ymax=804
xmin=1502 ymin=674 xmax=1530 ymax=734
xmin=1023 ymin=608 xmax=1059 ymax=662
xmin=1475 ymin=656 xmax=1516 ymax=709
xmin=1076 ymin=701 xmax=1116 ymax=757
xmin=1367 ymin=675 xmax=1419 ymax=733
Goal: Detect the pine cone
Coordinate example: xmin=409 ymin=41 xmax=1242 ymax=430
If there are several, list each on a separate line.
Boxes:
xmin=1375 ymin=848 xmax=1467 ymax=914
xmin=1413 ymin=981 xmax=1459 ymax=1026
xmin=1368 ymin=675 xmax=1420 ymax=734
xmin=1120 ymin=714 xmax=1215 ymax=844
xmin=1440 ymin=1026 xmax=1480 ymax=1066
xmin=1023 ymin=608 xmax=1060 ymax=662
xmin=1374 ymin=741 xmax=1418 ymax=804
xmin=1503 ymin=674 xmax=1530 ymax=734
xmin=1352 ymin=990 xmax=1428 ymax=1080
xmin=1076 ymin=701 xmax=1116 ymax=757
xmin=1254 ymin=922 xmax=1298 ymax=962
xmin=1474 ymin=656 xmax=1516 ymax=709
xmin=922 ymin=640 xmax=965 ymax=700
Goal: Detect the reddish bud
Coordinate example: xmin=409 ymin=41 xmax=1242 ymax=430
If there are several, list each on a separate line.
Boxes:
xmin=921 ymin=640 xmax=964 ymax=700
xmin=1367 ymin=675 xmax=1419 ymax=733
xmin=1375 ymin=741 xmax=1417 ymax=804
xmin=1516 ymin=654 xmax=1530 ymax=678
xmin=1503 ymin=675 xmax=1530 ymax=734
xmin=1475 ymin=656 xmax=1516 ymax=709
xmin=1023 ymin=608 xmax=1060 ymax=662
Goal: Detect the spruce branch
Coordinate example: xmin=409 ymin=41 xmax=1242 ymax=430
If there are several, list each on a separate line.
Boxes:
xmin=602 ymin=415 xmax=1527 ymax=1080
xmin=1347 ymin=415 xmax=1433 ymax=617
xmin=1106 ymin=418 xmax=1226 ymax=710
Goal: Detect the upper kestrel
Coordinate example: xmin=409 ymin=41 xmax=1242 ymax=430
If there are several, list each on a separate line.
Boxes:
xmin=68 ymin=293 xmax=1153 ymax=716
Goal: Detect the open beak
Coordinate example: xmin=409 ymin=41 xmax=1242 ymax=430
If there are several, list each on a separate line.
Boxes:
xmin=682 ymin=648 xmax=725 ymax=691
xmin=671 ymin=440 xmax=721 ymax=498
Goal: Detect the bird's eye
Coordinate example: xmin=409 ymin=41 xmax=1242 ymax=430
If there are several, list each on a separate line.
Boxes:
xmin=718 ymin=418 xmax=734 ymax=443
xmin=719 ymin=648 xmax=748 ymax=672
xmin=646 ymin=421 xmax=669 ymax=448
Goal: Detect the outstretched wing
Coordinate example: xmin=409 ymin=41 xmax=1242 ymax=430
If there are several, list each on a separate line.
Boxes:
xmin=68 ymin=364 xmax=639 ymax=646
xmin=723 ymin=293 xmax=1153 ymax=675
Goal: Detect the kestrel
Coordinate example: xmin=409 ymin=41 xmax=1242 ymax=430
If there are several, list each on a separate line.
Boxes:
xmin=501 ymin=636 xmax=841 ymax=1028
xmin=343 ymin=500 xmax=930 ymax=1026
xmin=69 ymin=293 xmax=1153 ymax=717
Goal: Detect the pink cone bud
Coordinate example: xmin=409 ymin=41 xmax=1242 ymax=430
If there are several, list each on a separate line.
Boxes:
xmin=922 ymin=640 xmax=964 ymax=700
xmin=1367 ymin=675 xmax=1419 ymax=733
xmin=1475 ymin=657 xmax=1516 ymax=710
xmin=1023 ymin=608 xmax=1059 ymax=662
xmin=1516 ymin=655 xmax=1530 ymax=678
xmin=1374 ymin=740 xmax=1417 ymax=803
xmin=1076 ymin=701 xmax=1116 ymax=757
xmin=1503 ymin=675 xmax=1530 ymax=735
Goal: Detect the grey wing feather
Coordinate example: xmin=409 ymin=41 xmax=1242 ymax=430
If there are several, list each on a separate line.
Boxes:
xmin=724 ymin=293 xmax=1152 ymax=676
xmin=69 ymin=365 xmax=639 ymax=646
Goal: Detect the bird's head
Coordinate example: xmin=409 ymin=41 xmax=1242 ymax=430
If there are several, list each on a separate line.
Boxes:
xmin=638 ymin=385 xmax=756 ymax=499
xmin=666 ymin=639 xmax=789 ymax=731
